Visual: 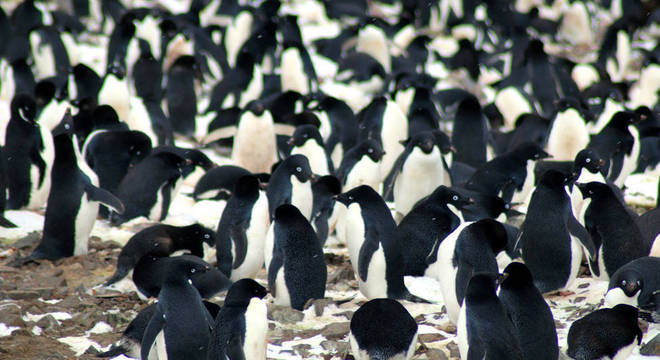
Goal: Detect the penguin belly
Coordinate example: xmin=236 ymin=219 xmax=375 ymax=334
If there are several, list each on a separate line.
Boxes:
xmin=290 ymin=176 xmax=313 ymax=220
xmin=569 ymin=171 xmax=603 ymax=221
xmin=232 ymin=193 xmax=269 ymax=280
xmin=615 ymin=125 xmax=640 ymax=187
xmin=566 ymin=237 xmax=585 ymax=289
xmin=273 ymin=267 xmax=292 ymax=308
xmin=291 ymin=142 xmax=330 ymax=176
xmin=546 ymin=109 xmax=589 ymax=161
xmin=456 ymin=302 xmax=468 ymax=360
xmin=344 ymin=204 xmax=366 ymax=275
xmin=73 ymin=194 xmax=100 ymax=256
xmin=358 ymin=246 xmax=388 ymax=299
xmin=511 ymin=160 xmax=535 ymax=205
xmin=394 ymin=148 xmax=446 ymax=216
xmin=233 ymin=115 xmax=277 ymax=173
xmin=243 ymin=298 xmax=268 ymax=359
xmin=27 ymin=125 xmax=54 ymax=209
xmin=344 ymin=158 xmax=381 ymax=192
xmin=148 ymin=184 xmax=166 ymax=221
xmin=380 ymin=102 xmax=407 ymax=179
xmin=264 ymin=223 xmax=275 ymax=270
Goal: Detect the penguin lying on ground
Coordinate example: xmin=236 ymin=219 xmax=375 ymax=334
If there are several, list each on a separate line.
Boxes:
xmin=605 ymin=256 xmax=660 ymax=310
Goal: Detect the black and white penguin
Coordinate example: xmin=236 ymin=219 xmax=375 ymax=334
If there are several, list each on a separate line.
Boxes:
xmin=288 ymin=124 xmax=333 ymax=176
xmin=395 ymin=185 xmax=473 ymax=277
xmin=605 ymin=256 xmax=660 ymax=310
xmin=140 ymin=257 xmax=215 ymax=360
xmin=29 ymin=110 xmax=124 ymax=261
xmin=383 ymin=130 xmax=453 ymax=217
xmin=98 ymin=62 xmax=130 ymax=122
xmin=519 ymin=170 xmax=596 ymax=293
xmin=207 ymin=279 xmax=269 ymax=360
xmin=111 ymin=151 xmax=187 ymax=224
xmin=428 ymin=219 xmax=508 ymax=325
xmin=577 ymin=181 xmax=648 ymax=280
xmin=567 ymin=305 xmax=642 ymax=360
xmin=216 ymin=175 xmax=270 ymax=281
xmin=498 ymin=262 xmax=559 ymax=360
xmin=349 ymin=298 xmax=418 ymax=360
xmin=313 ymin=95 xmax=358 ymax=169
xmin=4 ymin=94 xmax=54 ymax=210
xmin=457 ymin=273 xmax=523 ymax=360
xmin=336 ymin=138 xmax=385 ymax=191
xmin=192 ymin=165 xmax=266 ymax=201
xmin=587 ymin=111 xmax=636 ymax=183
xmin=165 ymin=55 xmax=199 ymax=136
xmin=266 ymin=154 xmax=316 ymax=221
xmin=0 ymin=145 xmax=15 ymax=227
xmin=105 ymin=223 xmax=215 ymax=285
xmin=310 ymin=175 xmax=342 ymax=246
xmin=452 ymin=95 xmax=488 ymax=169
xmin=267 ymin=204 xmax=326 ymax=311
xmin=546 ymin=98 xmax=590 ymax=161
xmin=335 ymin=185 xmax=423 ymax=301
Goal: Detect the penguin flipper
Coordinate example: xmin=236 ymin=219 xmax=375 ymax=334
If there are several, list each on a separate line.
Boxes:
xmin=202 ymin=125 xmax=238 ymax=145
xmin=29 ymin=146 xmax=47 ymax=187
xmin=84 ymin=183 xmax=125 ymax=214
xmin=381 ymin=151 xmax=406 ymax=201
xmin=267 ymin=244 xmax=284 ymax=297
xmin=230 ymin=221 xmax=249 ymax=270
xmin=140 ymin=306 xmax=165 ymax=360
xmin=357 ymin=230 xmax=380 ymax=282
xmin=567 ymin=211 xmax=596 ymax=260
xmin=158 ymin=180 xmax=176 ymax=221
xmin=0 ymin=215 xmax=17 ymax=228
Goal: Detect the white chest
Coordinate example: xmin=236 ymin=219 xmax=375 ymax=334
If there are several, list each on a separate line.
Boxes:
xmin=290 ymin=175 xmax=313 ymax=220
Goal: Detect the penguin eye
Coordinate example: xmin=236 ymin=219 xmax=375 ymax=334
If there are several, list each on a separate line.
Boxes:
xmin=303 ymin=134 xmax=308 ymax=138
xmin=64 ymin=123 xmax=70 ymax=130
xmin=204 ymin=234 xmax=210 ymax=239
xmin=190 ymin=268 xmax=196 ymax=273
xmin=621 ymin=280 xmax=627 ymax=286
xmin=18 ymin=108 xmax=29 ymax=121
xmin=348 ymin=195 xmax=354 ymax=201
xmin=452 ymin=195 xmax=459 ymax=201
xmin=367 ymin=148 xmax=373 ymax=154
xmin=585 ymin=158 xmax=591 ymax=163
xmin=296 ymin=167 xmax=302 ymax=173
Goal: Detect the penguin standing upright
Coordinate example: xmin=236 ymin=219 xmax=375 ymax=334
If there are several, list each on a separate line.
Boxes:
xmin=267 ymin=204 xmax=326 ymax=311
xmin=498 ymin=262 xmax=559 ymax=360
xmin=567 ymin=305 xmax=642 ymax=360
xmin=98 ymin=63 xmax=130 ymax=122
xmin=266 ymin=154 xmax=316 ymax=220
xmin=349 ymin=299 xmax=418 ymax=360
xmin=546 ymin=99 xmax=590 ymax=161
xmin=207 ymin=279 xmax=269 ymax=360
xmin=520 ymin=170 xmax=596 ymax=293
xmin=337 ymin=138 xmax=385 ymax=191
xmin=288 ymin=124 xmax=333 ymax=176
xmin=165 ymin=55 xmax=199 ymax=136
xmin=30 ymin=110 xmax=124 ymax=260
xmin=0 ymin=145 xmax=15 ymax=227
xmin=141 ymin=257 xmax=215 ymax=360
xmin=452 ymin=95 xmax=488 ymax=169
xmin=216 ymin=175 xmax=270 ymax=281
xmin=311 ymin=175 xmax=341 ymax=245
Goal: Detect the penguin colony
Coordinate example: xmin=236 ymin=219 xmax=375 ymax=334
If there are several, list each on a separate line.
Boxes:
xmin=0 ymin=0 xmax=659 ymax=359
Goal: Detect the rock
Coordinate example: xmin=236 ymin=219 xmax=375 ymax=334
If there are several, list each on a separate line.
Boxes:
xmin=640 ymin=333 xmax=660 ymax=356
xmin=321 ymin=322 xmax=350 ymax=340
xmin=36 ymin=315 xmax=59 ymax=331
xmin=425 ymin=348 xmax=449 ymax=360
xmin=84 ymin=345 xmax=100 ymax=355
xmin=292 ymin=344 xmax=312 ymax=357
xmin=446 ymin=341 xmax=459 ymax=358
xmin=437 ymin=322 xmax=457 ymax=333
xmin=311 ymin=298 xmax=334 ymax=316
xmin=419 ymin=333 xmax=446 ymax=343
xmin=268 ymin=305 xmax=304 ymax=324
xmin=0 ymin=303 xmax=25 ymax=327
xmin=321 ymin=340 xmax=349 ymax=354
xmin=12 ymin=232 xmax=41 ymax=249
xmin=4 ymin=290 xmax=40 ymax=300
xmin=269 ymin=328 xmax=295 ymax=345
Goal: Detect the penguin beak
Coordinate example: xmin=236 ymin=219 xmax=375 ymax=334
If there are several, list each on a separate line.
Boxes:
xmin=598 ymin=159 xmax=605 ymax=166
xmin=258 ymin=182 xmax=268 ymax=190
xmin=287 ymin=137 xmax=295 ymax=146
xmin=465 ymin=197 xmax=474 ymax=205
xmin=309 ymin=174 xmax=318 ymax=182
xmin=448 ymin=146 xmax=456 ymax=154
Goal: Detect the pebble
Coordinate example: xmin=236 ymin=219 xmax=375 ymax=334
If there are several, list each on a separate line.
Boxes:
xmin=268 ymin=305 xmax=305 ymax=324
xmin=640 ymin=333 xmax=660 ymax=356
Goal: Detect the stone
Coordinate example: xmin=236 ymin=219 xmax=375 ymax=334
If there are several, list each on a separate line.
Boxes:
xmin=36 ymin=315 xmax=59 ymax=331
xmin=268 ymin=305 xmax=304 ymax=324
xmin=419 ymin=333 xmax=446 ymax=343
xmin=321 ymin=322 xmax=350 ymax=340
xmin=321 ymin=340 xmax=349 ymax=354
xmin=425 ymin=348 xmax=449 ymax=360
xmin=311 ymin=298 xmax=334 ymax=316
xmin=446 ymin=341 xmax=459 ymax=358
xmin=292 ymin=344 xmax=312 ymax=357
xmin=640 ymin=333 xmax=660 ymax=356
xmin=4 ymin=290 xmax=40 ymax=300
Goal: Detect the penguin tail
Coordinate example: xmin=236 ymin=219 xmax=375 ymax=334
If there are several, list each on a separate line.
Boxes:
xmin=0 ymin=215 xmax=17 ymax=228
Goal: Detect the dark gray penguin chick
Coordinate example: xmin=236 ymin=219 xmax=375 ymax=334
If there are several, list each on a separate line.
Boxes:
xmin=207 ymin=279 xmax=269 ymax=360
xmin=268 ymin=204 xmax=326 ymax=310
xmin=349 ymin=298 xmax=418 ymax=360
xmin=567 ymin=304 xmax=642 ymax=360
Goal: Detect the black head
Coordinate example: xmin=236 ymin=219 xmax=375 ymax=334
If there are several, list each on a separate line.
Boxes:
xmin=456 ymin=95 xmax=481 ymax=116
xmin=574 ymin=149 xmax=605 ymax=173
xmin=611 ymin=304 xmax=640 ymax=322
xmin=608 ymin=111 xmax=638 ymax=128
xmin=432 ymin=130 xmax=454 ymax=154
xmin=233 ymin=175 xmax=261 ymax=198
xmin=335 ymin=185 xmax=379 ymax=206
xmin=609 ymin=268 xmax=643 ymax=297
xmin=183 ymin=223 xmax=216 ymax=246
xmin=524 ymin=38 xmax=546 ymax=60
xmin=34 ymin=80 xmax=56 ymax=107
xmin=171 ymin=55 xmax=197 ymax=70
xmin=431 ymin=186 xmax=473 ymax=208
xmin=511 ymin=142 xmax=551 ymax=161
xmin=539 ymin=169 xmax=571 ymax=188
xmin=357 ymin=139 xmax=385 ymax=162
xmin=11 ymin=94 xmax=37 ymax=123
xmin=107 ymin=62 xmax=126 ymax=79
xmin=245 ymin=100 xmax=266 ymax=116
xmin=403 ymin=131 xmax=436 ymax=154
xmin=93 ymin=105 xmax=122 ymax=127
xmin=165 ymin=256 xmax=211 ymax=282
xmin=554 ymin=97 xmax=581 ymax=113
xmin=465 ymin=272 xmax=499 ymax=299
xmin=499 ymin=262 xmax=534 ymax=290
xmin=313 ymin=175 xmax=342 ymax=196
xmin=274 ymin=203 xmax=305 ymax=223
xmin=224 ymin=279 xmax=268 ymax=307
xmin=576 ymin=181 xmax=610 ymax=199
xmin=470 ymin=218 xmax=508 ymax=254
xmin=284 ymin=154 xmax=315 ymax=182
xmin=52 ymin=108 xmax=74 ymax=136
xmin=289 ymin=124 xmax=323 ymax=147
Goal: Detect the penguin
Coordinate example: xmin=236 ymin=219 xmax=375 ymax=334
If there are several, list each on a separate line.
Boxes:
xmin=457 ymin=273 xmax=524 ymax=360
xmin=337 ymin=138 xmax=385 ymax=191
xmin=335 ymin=185 xmax=424 ymax=301
xmin=111 ymin=151 xmax=187 ymax=224
xmin=519 ymin=170 xmax=596 ymax=293
xmin=98 ymin=62 xmax=130 ymax=122
xmin=586 ymin=111 xmax=636 ymax=182
xmin=311 ymin=175 xmax=342 ymax=246
xmin=349 ymin=298 xmax=418 ymax=360
xmin=636 ymin=181 xmax=660 ymax=253
xmin=577 ymin=181 xmax=648 ymax=280
xmin=29 ymin=110 xmax=125 ymax=261
xmin=132 ymin=254 xmax=232 ymax=300
xmin=165 ymin=55 xmax=199 ymax=136
xmin=498 ymin=262 xmax=559 ymax=360
xmin=605 ymin=256 xmax=660 ymax=310
xmin=105 ymin=223 xmax=216 ymax=286
xmin=395 ymin=185 xmax=473 ymax=277
xmin=452 ymin=95 xmax=488 ymax=169
xmin=4 ymin=94 xmax=54 ymax=210
xmin=288 ymin=124 xmax=333 ymax=176
xmin=98 ymin=301 xmax=221 ymax=359
xmin=216 ymin=175 xmax=270 ymax=281
xmin=546 ymin=98 xmax=590 ymax=161
xmin=567 ymin=305 xmax=642 ymax=360
xmin=383 ymin=130 xmax=453 ymax=217
xmin=207 ymin=279 xmax=269 ymax=360
xmin=266 ymin=154 xmax=316 ymax=221
xmin=313 ymin=95 xmax=359 ymax=169
xmin=0 ymin=145 xmax=16 ymax=227
xmin=427 ymin=219 xmax=508 ymax=325
xmin=267 ymin=204 xmax=326 ymax=311
xmin=71 ymin=63 xmax=102 ymax=103
xmin=140 ymin=257 xmax=215 ymax=360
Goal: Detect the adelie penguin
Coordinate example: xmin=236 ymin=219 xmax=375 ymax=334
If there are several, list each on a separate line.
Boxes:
xmin=349 ymin=298 xmax=418 ymax=360
xmin=498 ymin=262 xmax=559 ymax=360
xmin=267 ymin=204 xmax=326 ymax=311
xmin=4 ymin=94 xmax=54 ymax=210
xmin=216 ymin=175 xmax=270 ymax=281
xmin=165 ymin=55 xmax=200 ymax=136
xmin=287 ymin=124 xmax=333 ymax=176
xmin=335 ymin=185 xmax=427 ymax=302
xmin=266 ymin=154 xmax=316 ymax=221
xmin=105 ymin=223 xmax=215 ymax=286
xmin=336 ymin=138 xmax=385 ymax=192
xmin=141 ymin=257 xmax=215 ymax=360
xmin=605 ymin=256 xmax=660 ymax=311
xmin=0 ymin=145 xmax=16 ymax=228
xmin=207 ymin=279 xmax=269 ymax=360
xmin=28 ymin=110 xmax=125 ymax=261
xmin=567 ymin=304 xmax=642 ymax=360
xmin=310 ymin=175 xmax=342 ymax=246
xmin=519 ymin=170 xmax=596 ymax=294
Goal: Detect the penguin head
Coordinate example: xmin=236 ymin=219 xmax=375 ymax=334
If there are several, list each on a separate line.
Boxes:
xmin=335 ymin=185 xmax=379 ymax=207
xmin=432 ymin=130 xmax=454 ymax=154
xmin=93 ymin=105 xmax=124 ymax=130
xmin=285 ymin=154 xmax=316 ymax=182
xmin=233 ymin=175 xmax=262 ymax=198
xmin=610 ymin=268 xmax=643 ymax=297
xmin=403 ymin=131 xmax=437 ymax=154
xmin=539 ymin=169 xmax=572 ymax=188
xmin=11 ymin=94 xmax=37 ymax=124
xmin=106 ymin=62 xmax=127 ymax=80
xmin=575 ymin=181 xmax=610 ymax=199
xmin=165 ymin=256 xmax=211 ymax=283
xmin=456 ymin=95 xmax=482 ymax=118
xmin=608 ymin=111 xmax=638 ymax=129
xmin=357 ymin=139 xmax=385 ymax=162
xmin=289 ymin=124 xmax=323 ymax=147
xmin=499 ymin=262 xmax=534 ymax=290
xmin=184 ymin=223 xmax=216 ymax=246
xmin=34 ymin=80 xmax=56 ymax=108
xmin=574 ymin=149 xmax=605 ymax=174
xmin=312 ymin=175 xmax=342 ymax=197
xmin=611 ymin=304 xmax=640 ymax=324
xmin=274 ymin=204 xmax=306 ymax=225
xmin=471 ymin=218 xmax=508 ymax=254
xmin=224 ymin=279 xmax=268 ymax=307
xmin=52 ymin=108 xmax=74 ymax=136
xmin=510 ymin=142 xmax=550 ymax=161
xmin=245 ymin=100 xmax=266 ymax=116
xmin=433 ymin=186 xmax=473 ymax=209
xmin=465 ymin=273 xmax=499 ymax=299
